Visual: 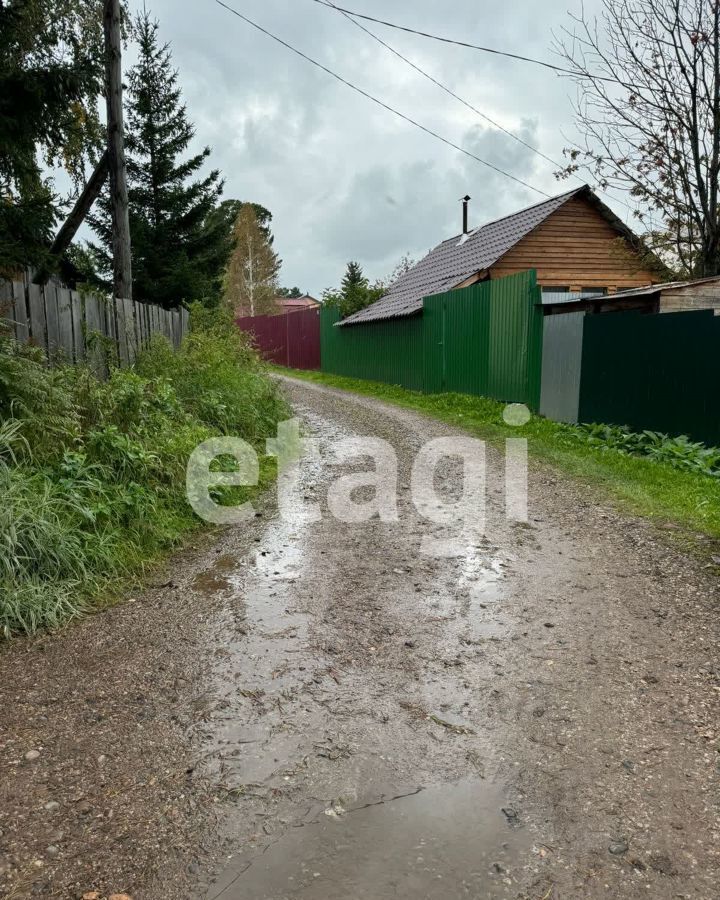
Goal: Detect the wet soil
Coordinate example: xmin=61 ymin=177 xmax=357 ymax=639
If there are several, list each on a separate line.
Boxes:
xmin=1 ymin=376 xmax=719 ymax=899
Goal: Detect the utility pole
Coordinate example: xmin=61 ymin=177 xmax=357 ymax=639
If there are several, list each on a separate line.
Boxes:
xmin=103 ymin=0 xmax=132 ymax=300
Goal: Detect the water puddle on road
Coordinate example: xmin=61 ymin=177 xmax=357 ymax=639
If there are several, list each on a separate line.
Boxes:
xmin=208 ymin=778 xmax=529 ymax=900
xmin=192 ymin=399 xmax=531 ymax=899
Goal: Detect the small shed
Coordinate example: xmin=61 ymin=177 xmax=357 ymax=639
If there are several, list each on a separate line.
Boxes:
xmin=541 ymin=275 xmax=720 ymax=317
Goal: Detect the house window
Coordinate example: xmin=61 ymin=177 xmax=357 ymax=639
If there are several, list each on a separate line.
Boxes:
xmin=581 ymin=287 xmax=608 ymax=296
xmin=541 ymin=287 xmax=575 ymax=305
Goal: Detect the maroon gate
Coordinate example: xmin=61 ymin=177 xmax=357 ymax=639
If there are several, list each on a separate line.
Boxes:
xmin=236 ymin=307 xmax=321 ymax=370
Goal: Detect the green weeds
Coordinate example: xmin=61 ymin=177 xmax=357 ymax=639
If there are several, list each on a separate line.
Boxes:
xmin=0 ymin=307 xmax=288 ymax=638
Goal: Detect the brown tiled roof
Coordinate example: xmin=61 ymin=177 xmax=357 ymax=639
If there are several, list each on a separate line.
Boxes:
xmin=275 ymin=294 xmax=320 ymax=311
xmin=340 ymin=185 xmax=638 ymax=325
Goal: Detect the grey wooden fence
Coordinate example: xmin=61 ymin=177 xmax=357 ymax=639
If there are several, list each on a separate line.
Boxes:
xmin=0 ymin=275 xmax=188 ymax=376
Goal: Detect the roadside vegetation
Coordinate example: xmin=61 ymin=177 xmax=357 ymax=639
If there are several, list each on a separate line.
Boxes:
xmin=0 ymin=309 xmax=288 ymax=638
xmin=276 ymin=368 xmax=720 ymax=541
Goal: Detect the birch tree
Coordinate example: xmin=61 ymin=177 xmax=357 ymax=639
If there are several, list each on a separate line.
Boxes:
xmin=224 ymin=204 xmax=281 ymax=317
xmin=556 ymin=0 xmax=720 ymax=277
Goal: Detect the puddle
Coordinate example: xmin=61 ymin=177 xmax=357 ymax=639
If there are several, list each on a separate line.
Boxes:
xmin=459 ymin=552 xmax=505 ymax=605
xmin=193 ymin=422 xmax=328 ymax=788
xmin=207 ymin=778 xmax=528 ymax=899
xmin=193 ymin=401 xmax=530 ymax=900
xmin=453 ymin=550 xmax=513 ymax=643
xmin=192 ymin=569 xmax=235 ymax=594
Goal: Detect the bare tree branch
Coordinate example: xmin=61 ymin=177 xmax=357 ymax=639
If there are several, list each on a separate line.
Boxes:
xmin=556 ymin=0 xmax=720 ymax=276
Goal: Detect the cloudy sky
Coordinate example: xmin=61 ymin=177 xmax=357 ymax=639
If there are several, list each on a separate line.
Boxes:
xmin=122 ymin=0 xmax=626 ymax=296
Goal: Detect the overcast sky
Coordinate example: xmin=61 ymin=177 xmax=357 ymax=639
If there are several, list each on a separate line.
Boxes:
xmin=123 ymin=0 xmax=626 ymax=296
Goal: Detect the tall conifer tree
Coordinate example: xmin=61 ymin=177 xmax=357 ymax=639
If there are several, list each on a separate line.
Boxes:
xmin=92 ymin=11 xmax=227 ymax=306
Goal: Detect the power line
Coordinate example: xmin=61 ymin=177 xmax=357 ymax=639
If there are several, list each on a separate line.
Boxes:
xmin=318 ymin=1 xmax=564 ymax=178
xmin=310 ymin=0 xmax=621 ymax=85
xmin=315 ymin=0 xmax=661 ymax=229
xmin=212 ymin=0 xmax=551 ymax=198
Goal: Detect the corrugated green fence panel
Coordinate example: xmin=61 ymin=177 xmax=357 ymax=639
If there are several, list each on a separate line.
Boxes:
xmin=579 ymin=309 xmax=720 ymax=445
xmin=422 ymin=271 xmax=542 ymax=406
xmin=525 ymin=278 xmax=544 ymax=411
xmin=321 ymin=271 xmax=542 ymax=406
xmin=419 ymin=292 xmax=444 ymax=394
xmin=488 ymin=273 xmax=534 ymax=403
xmin=423 ymin=284 xmax=491 ymax=395
xmin=321 ymin=306 xmax=425 ymax=390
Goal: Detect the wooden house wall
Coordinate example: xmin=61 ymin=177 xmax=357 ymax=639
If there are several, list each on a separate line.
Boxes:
xmin=487 ymin=196 xmax=658 ymax=292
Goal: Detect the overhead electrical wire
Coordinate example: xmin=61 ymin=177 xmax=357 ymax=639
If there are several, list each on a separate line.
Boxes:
xmin=317 ymin=0 xmax=566 ymax=177
xmin=310 ymin=0 xmax=622 ymax=85
xmin=315 ymin=0 xmax=660 ymax=229
xmin=212 ymin=0 xmax=551 ymax=198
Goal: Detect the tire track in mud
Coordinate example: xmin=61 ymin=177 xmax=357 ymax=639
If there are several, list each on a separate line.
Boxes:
xmin=192 ymin=378 xmax=720 ymax=900
xmin=2 ymin=377 xmax=719 ymax=900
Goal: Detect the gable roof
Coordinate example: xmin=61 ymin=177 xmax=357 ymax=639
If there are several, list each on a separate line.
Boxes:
xmin=340 ymin=185 xmax=645 ymax=326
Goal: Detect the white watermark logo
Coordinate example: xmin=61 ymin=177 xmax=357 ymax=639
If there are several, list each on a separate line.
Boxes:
xmin=186 ymin=407 xmax=530 ymax=556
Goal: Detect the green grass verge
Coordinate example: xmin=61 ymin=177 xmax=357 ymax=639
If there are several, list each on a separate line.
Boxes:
xmin=273 ymin=366 xmax=720 ymax=543
xmin=0 ymin=308 xmax=289 ymax=638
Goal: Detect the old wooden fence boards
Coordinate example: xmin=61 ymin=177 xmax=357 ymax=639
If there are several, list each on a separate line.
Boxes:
xmin=0 ymin=276 xmax=187 ymax=374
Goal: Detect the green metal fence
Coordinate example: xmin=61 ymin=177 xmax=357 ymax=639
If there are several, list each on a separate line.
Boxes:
xmin=578 ymin=308 xmax=720 ymax=445
xmin=320 ymin=306 xmax=425 ymax=391
xmin=321 ymin=270 xmax=543 ymax=408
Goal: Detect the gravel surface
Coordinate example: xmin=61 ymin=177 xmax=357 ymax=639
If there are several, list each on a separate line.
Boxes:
xmin=1 ymin=376 xmax=719 ymax=899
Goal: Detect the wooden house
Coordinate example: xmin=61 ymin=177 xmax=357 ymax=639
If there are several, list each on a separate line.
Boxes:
xmin=341 ymin=185 xmax=661 ymax=326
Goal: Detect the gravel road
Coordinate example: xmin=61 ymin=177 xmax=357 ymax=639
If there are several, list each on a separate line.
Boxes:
xmin=1 ymin=376 xmax=719 ymax=900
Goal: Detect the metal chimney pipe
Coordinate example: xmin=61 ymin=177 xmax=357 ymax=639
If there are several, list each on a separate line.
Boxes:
xmin=461 ymin=195 xmax=471 ymax=234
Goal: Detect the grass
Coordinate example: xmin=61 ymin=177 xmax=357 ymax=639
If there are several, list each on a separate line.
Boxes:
xmin=273 ymin=367 xmax=720 ymax=543
xmin=0 ymin=307 xmax=289 ymax=638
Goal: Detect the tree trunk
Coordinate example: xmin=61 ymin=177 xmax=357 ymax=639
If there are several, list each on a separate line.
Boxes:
xmin=103 ymin=0 xmax=132 ymax=301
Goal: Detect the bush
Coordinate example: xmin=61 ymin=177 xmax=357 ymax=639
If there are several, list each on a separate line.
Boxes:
xmin=0 ymin=306 xmax=288 ymax=638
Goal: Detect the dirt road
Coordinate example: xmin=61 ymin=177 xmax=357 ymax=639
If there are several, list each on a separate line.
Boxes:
xmin=1 ymin=376 xmax=719 ymax=900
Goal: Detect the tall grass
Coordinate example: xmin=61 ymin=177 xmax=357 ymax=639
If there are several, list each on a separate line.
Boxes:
xmin=0 ymin=306 xmax=289 ymax=638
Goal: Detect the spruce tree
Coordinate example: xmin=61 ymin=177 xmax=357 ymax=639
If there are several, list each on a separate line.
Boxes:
xmin=323 ymin=261 xmax=384 ymax=318
xmin=341 ymin=261 xmax=366 ymax=294
xmin=91 ymin=11 xmax=226 ymax=306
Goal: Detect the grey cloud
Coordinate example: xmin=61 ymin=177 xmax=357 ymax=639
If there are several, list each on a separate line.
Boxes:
xmin=128 ymin=0 xmax=607 ymax=294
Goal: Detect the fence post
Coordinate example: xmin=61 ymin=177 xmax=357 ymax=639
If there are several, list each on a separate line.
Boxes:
xmin=0 ymin=282 xmax=11 ymax=335
xmin=85 ymin=294 xmax=108 ymax=378
xmin=122 ymin=297 xmax=137 ymax=364
xmin=43 ymin=282 xmax=61 ymax=361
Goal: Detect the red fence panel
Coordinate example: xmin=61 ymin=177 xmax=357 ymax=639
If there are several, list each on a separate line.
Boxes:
xmin=236 ymin=308 xmax=320 ymax=370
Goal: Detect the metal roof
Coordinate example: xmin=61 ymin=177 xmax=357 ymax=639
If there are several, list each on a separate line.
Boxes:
xmin=340 ymin=185 xmax=641 ymax=326
xmin=603 ymin=276 xmax=720 ymax=300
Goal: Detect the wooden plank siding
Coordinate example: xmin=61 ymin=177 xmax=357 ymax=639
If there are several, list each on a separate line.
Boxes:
xmin=660 ymin=284 xmax=720 ymax=313
xmin=487 ymin=196 xmax=658 ymax=292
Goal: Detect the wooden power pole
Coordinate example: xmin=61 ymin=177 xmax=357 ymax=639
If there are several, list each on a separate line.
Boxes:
xmin=103 ymin=0 xmax=132 ymax=301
